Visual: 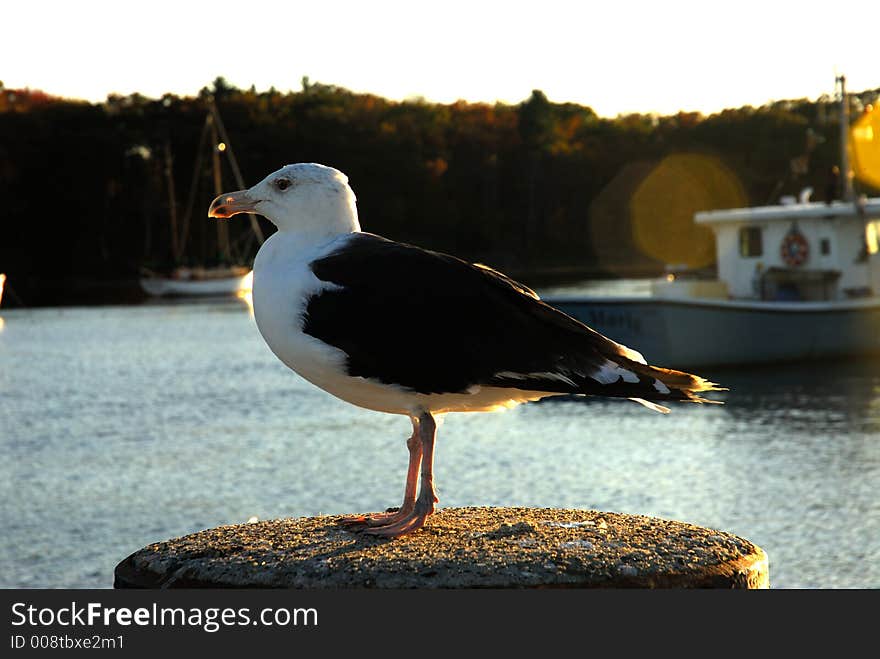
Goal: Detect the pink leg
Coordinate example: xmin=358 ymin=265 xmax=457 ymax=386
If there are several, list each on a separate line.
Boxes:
xmin=340 ymin=416 xmax=423 ymax=528
xmin=360 ymin=412 xmax=439 ymax=537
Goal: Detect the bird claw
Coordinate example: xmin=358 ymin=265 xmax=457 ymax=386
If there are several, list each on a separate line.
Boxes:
xmin=358 ymin=511 xmax=430 ymax=538
xmin=338 ymin=515 xmax=371 ymax=528
xmin=354 ymin=499 xmax=435 ymax=538
xmin=338 ymin=506 xmax=410 ymax=529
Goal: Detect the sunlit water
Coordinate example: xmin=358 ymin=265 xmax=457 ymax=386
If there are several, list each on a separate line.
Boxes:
xmin=1 ymin=292 xmax=878 ymax=589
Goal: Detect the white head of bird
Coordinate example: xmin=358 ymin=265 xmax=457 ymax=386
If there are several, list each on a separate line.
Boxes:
xmin=208 ymin=163 xmax=360 ymax=240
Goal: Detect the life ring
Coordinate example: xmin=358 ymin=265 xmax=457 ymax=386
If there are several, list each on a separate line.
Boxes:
xmin=780 ymin=231 xmax=809 ymax=267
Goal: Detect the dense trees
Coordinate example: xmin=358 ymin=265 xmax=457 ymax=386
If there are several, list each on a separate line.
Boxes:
xmin=0 ymin=78 xmax=877 ymax=305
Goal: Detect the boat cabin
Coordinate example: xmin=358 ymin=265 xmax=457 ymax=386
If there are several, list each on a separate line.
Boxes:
xmin=693 ymin=193 xmax=880 ymax=302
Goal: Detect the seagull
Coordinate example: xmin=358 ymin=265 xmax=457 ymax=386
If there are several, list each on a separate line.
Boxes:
xmin=208 ymin=163 xmax=723 ymax=538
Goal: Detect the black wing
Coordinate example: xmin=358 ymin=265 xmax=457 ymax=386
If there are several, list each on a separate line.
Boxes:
xmin=305 ymin=233 xmax=718 ymax=402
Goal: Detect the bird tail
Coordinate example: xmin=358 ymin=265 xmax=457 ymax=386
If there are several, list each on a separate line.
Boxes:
xmin=622 ymin=361 xmax=726 ymax=414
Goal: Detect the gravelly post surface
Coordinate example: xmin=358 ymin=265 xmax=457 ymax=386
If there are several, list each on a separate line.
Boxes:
xmin=115 ymin=507 xmax=769 ymax=589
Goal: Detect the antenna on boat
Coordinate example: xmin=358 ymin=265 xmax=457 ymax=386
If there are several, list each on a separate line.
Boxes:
xmin=836 ymin=75 xmax=854 ymax=202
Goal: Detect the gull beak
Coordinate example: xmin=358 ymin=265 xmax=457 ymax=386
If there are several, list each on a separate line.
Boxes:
xmin=208 ymin=190 xmax=258 ymax=219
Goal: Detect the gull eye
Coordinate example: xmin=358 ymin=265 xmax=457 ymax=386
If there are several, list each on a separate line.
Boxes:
xmin=275 ymin=178 xmax=291 ymax=191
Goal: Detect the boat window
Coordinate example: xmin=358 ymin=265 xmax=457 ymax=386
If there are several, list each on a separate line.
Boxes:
xmin=820 ymin=238 xmax=831 ymax=255
xmin=739 ymin=227 xmax=763 ymax=257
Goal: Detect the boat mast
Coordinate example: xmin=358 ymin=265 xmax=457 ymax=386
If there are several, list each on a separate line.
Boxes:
xmin=209 ymin=114 xmax=233 ymax=264
xmin=163 ymin=141 xmax=181 ymax=263
xmin=208 ymin=98 xmax=265 ymax=245
xmin=177 ymin=114 xmax=212 ymax=264
xmin=173 ymin=100 xmax=267 ymax=267
xmin=837 ymin=75 xmax=854 ymax=202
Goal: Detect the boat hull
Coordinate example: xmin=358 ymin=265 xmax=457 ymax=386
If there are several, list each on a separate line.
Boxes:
xmin=139 ymin=273 xmax=251 ymax=298
xmin=544 ymin=295 xmax=880 ymax=369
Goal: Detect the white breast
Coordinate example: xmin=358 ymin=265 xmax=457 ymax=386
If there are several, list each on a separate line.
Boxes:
xmin=252 ymin=232 xmax=418 ymax=415
xmin=252 ymin=232 xmax=348 ymax=383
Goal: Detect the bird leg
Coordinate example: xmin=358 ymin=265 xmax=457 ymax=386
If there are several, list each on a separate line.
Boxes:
xmin=339 ymin=416 xmax=422 ymax=528
xmin=359 ymin=412 xmax=439 ymax=537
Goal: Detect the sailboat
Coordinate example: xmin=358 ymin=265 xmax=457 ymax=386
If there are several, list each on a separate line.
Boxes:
xmin=139 ymin=100 xmax=264 ymax=298
xmin=138 ymin=265 xmax=252 ymax=297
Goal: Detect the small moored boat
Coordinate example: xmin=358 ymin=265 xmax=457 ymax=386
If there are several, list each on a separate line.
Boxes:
xmin=544 ymin=77 xmax=880 ymax=368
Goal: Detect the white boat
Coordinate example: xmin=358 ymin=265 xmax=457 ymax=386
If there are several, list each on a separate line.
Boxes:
xmin=139 ymin=100 xmax=263 ymax=300
xmin=139 ymin=266 xmax=252 ymax=298
xmin=546 ymin=198 xmax=880 ymax=368
xmin=544 ymin=78 xmax=880 ymax=369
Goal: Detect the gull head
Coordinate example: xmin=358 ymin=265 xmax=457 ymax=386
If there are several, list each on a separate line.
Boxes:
xmin=208 ymin=163 xmax=360 ymax=238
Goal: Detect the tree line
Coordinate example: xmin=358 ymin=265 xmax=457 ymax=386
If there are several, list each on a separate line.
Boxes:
xmin=0 ymin=77 xmax=877 ymax=306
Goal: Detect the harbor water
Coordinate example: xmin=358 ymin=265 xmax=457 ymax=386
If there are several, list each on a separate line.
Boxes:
xmin=1 ymin=290 xmax=878 ymax=588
